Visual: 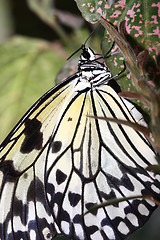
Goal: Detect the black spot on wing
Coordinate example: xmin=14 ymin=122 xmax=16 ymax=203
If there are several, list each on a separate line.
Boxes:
xmin=13 ymin=197 xmax=27 ymax=226
xmin=54 ymin=192 xmax=64 ymax=205
xmin=67 ymin=117 xmax=72 ymax=121
xmin=56 ymin=169 xmax=67 ymax=185
xmin=27 ymin=177 xmax=45 ymax=202
xmin=68 ymin=191 xmax=81 ymax=207
xmin=73 ymin=214 xmax=82 ymax=224
xmin=0 ymin=160 xmax=21 ymax=180
xmin=52 ymin=141 xmax=62 ymax=153
xmin=86 ymin=225 xmax=99 ymax=236
xmin=20 ymin=118 xmax=43 ymax=154
xmin=27 ymin=179 xmax=36 ymax=202
xmin=59 ymin=209 xmax=71 ymax=224
xmin=100 ymin=190 xmax=119 ymax=207
xmin=101 ymin=217 xmax=112 ymax=227
xmin=23 ymin=173 xmax=28 ymax=179
xmin=85 ymin=202 xmax=98 ymax=216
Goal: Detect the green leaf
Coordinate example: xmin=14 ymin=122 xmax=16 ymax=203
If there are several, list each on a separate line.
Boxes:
xmin=74 ymin=0 xmax=108 ymax=23
xmin=102 ymin=0 xmax=160 ymax=88
xmin=0 ymin=36 xmax=65 ymax=142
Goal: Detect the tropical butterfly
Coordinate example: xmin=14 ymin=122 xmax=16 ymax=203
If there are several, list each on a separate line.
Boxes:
xmin=0 ymin=40 xmax=160 ymax=240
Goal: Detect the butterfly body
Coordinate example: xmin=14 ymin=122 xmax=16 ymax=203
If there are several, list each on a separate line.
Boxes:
xmin=0 ymin=46 xmax=160 ymax=240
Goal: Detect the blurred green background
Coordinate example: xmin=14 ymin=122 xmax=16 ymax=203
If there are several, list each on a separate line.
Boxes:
xmin=0 ymin=0 xmax=160 ymax=240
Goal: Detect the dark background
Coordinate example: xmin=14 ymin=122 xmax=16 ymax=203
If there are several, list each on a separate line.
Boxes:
xmin=11 ymin=0 xmax=80 ymax=40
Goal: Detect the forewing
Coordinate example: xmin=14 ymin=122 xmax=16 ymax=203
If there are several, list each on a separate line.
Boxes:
xmin=0 ymin=76 xmax=77 ymax=240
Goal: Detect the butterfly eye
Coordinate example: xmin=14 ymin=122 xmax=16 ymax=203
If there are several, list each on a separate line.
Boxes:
xmin=82 ymin=48 xmax=91 ymax=60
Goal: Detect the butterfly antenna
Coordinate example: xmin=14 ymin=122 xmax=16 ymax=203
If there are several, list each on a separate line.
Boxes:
xmin=67 ymin=46 xmax=83 ymax=60
xmin=67 ymin=23 xmax=101 ymax=60
xmin=83 ymin=23 xmax=101 ymax=46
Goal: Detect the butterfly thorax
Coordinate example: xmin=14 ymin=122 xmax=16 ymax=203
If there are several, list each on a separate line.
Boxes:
xmin=78 ymin=47 xmax=111 ymax=86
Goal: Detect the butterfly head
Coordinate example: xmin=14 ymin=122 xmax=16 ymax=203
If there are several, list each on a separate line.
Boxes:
xmin=80 ymin=47 xmax=96 ymax=62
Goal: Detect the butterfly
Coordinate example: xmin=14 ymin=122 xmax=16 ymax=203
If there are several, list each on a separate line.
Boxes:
xmin=0 ymin=42 xmax=160 ymax=240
